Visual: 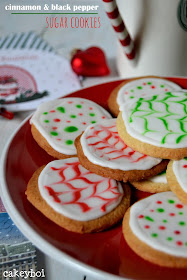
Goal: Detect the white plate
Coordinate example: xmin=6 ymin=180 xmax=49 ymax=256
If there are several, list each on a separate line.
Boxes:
xmin=0 ymin=49 xmax=81 ymax=111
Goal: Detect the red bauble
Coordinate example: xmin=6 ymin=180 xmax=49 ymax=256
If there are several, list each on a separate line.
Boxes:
xmin=71 ymin=47 xmax=110 ymax=77
xmin=0 ymin=108 xmax=14 ymax=119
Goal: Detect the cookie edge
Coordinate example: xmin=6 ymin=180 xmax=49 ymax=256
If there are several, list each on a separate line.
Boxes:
xmin=166 ymin=161 xmax=187 ymax=204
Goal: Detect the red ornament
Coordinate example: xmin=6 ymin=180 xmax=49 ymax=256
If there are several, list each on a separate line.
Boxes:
xmin=0 ymin=107 xmax=14 ymax=120
xmin=71 ymin=47 xmax=110 ymax=77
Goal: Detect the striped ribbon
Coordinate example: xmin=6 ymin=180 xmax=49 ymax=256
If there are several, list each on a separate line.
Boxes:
xmin=0 ymin=31 xmax=54 ymax=52
xmin=102 ymin=0 xmax=136 ymax=60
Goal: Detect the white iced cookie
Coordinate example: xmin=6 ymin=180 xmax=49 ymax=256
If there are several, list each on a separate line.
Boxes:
xmin=167 ymin=158 xmax=187 ymax=204
xmin=131 ymin=170 xmax=170 ymax=193
xmin=108 ymin=76 xmax=181 ymax=116
xmin=75 ymin=119 xmax=169 ymax=182
xmin=30 ymin=97 xmax=111 ymax=158
xmin=123 ymin=192 xmax=187 ymax=267
xmin=26 ymin=157 xmax=131 ymax=233
xmin=117 ymin=90 xmax=187 ymax=159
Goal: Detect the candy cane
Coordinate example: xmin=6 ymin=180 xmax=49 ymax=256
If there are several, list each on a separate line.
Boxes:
xmin=102 ymin=0 xmax=136 ymax=60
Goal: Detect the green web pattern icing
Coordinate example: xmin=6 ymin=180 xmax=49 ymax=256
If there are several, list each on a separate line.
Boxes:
xmin=129 ymin=92 xmax=187 ymax=145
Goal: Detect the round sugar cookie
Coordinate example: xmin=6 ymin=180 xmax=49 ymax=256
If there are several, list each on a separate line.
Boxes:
xmin=26 ymin=157 xmax=131 ymax=233
xmin=131 ymin=170 xmax=170 ymax=193
xmin=123 ymin=192 xmax=187 ymax=268
xmin=117 ymin=90 xmax=187 ymax=160
xmin=75 ymin=119 xmax=169 ymax=182
xmin=30 ymin=98 xmax=111 ymax=159
xmin=167 ymin=158 xmax=187 ymax=204
xmin=108 ymin=76 xmax=181 ymax=116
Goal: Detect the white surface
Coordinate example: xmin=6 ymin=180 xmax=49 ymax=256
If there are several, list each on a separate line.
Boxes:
xmin=116 ymin=0 xmax=187 ymax=77
xmin=0 ymin=50 xmax=81 ymax=111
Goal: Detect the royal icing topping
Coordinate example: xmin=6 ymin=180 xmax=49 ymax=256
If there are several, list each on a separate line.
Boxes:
xmin=120 ymin=91 xmax=187 ymax=148
xmin=117 ymin=78 xmax=181 ymax=106
xmin=81 ymin=119 xmax=161 ymax=171
xmin=129 ymin=192 xmax=187 ymax=257
xmin=173 ymin=158 xmax=187 ymax=193
xmin=149 ymin=170 xmax=167 ymax=184
xmin=38 ymin=158 xmax=124 ymax=221
xmin=30 ymin=98 xmax=111 ymax=155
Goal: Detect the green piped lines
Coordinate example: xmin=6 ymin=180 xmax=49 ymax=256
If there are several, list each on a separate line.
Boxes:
xmin=176 ymin=134 xmax=187 ymax=144
xmin=128 ymin=91 xmax=187 ymax=145
xmin=130 ymin=97 xmax=160 ymax=123
xmin=160 ymin=91 xmax=179 ymax=101
xmin=161 ymin=132 xmax=176 ymax=144
xmin=138 ymin=116 xmax=157 ymax=135
xmin=158 ymin=117 xmax=170 ymax=131
xmin=175 ymin=116 xmax=187 ymax=143
xmin=143 ymin=95 xmax=159 ymax=111
xmin=157 ymin=100 xmax=173 ymax=114
xmin=171 ymin=98 xmax=187 ymax=114
xmin=129 ymin=98 xmax=144 ymax=123
xmin=177 ymin=118 xmax=187 ymax=133
xmin=161 ymin=132 xmax=187 ymax=144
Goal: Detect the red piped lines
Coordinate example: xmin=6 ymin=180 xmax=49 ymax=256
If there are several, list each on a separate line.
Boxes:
xmin=46 ymin=161 xmax=122 ymax=213
xmin=86 ymin=125 xmax=147 ymax=162
xmin=87 ymin=179 xmax=121 ymax=212
xmin=45 ymin=186 xmax=62 ymax=203
xmin=133 ymin=154 xmax=147 ymax=162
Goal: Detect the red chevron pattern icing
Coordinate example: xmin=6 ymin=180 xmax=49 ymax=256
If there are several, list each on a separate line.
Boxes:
xmin=39 ymin=158 xmax=123 ymax=220
xmin=86 ymin=123 xmax=147 ymax=162
xmin=81 ymin=119 xmax=161 ymax=171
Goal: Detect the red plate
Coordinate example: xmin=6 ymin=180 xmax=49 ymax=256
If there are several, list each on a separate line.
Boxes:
xmin=1 ymin=78 xmax=187 ymax=280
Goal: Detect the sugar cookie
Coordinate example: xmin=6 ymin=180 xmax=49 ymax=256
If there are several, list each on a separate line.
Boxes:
xmin=131 ymin=170 xmax=170 ymax=193
xmin=75 ymin=119 xmax=168 ymax=182
xmin=26 ymin=157 xmax=131 ymax=233
xmin=123 ymin=192 xmax=187 ymax=267
xmin=117 ymin=91 xmax=187 ymax=159
xmin=30 ymin=98 xmax=111 ymax=158
xmin=108 ymin=76 xmax=181 ymax=116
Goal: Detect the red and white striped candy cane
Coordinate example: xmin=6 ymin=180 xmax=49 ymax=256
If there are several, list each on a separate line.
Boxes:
xmin=102 ymin=0 xmax=136 ymax=60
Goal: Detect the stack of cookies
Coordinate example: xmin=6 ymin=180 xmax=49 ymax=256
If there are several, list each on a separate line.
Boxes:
xmin=26 ymin=76 xmax=187 ymax=268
